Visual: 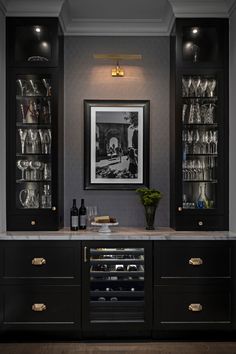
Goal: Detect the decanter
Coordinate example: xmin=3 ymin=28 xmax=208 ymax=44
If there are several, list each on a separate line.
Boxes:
xmin=196 ymin=183 xmax=209 ymax=209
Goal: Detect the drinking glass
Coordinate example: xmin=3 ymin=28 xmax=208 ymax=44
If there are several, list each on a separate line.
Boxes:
xmin=29 ymin=79 xmax=40 ymax=96
xmin=17 ymin=159 xmax=29 ymax=180
xmin=86 ymin=206 xmax=98 ymax=229
xmin=199 ymin=78 xmax=208 ymax=97
xmin=191 ymin=77 xmax=201 ymax=97
xmin=182 ymin=104 xmax=187 ymax=123
xmin=20 ymin=103 xmax=26 ymax=123
xmin=39 ymin=129 xmax=51 ymax=154
xmin=207 ymin=79 xmax=216 ymax=97
xmin=17 ymin=79 xmax=26 ymax=96
xmin=204 ymin=103 xmax=215 ymax=124
xmin=29 ymin=160 xmax=43 ymax=180
xmin=27 ymin=129 xmax=40 ymax=154
xmin=42 ymin=78 xmax=52 ymax=96
xmin=18 ymin=129 xmax=28 ymax=154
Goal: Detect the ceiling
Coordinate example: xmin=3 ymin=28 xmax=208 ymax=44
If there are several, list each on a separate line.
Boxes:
xmin=0 ymin=0 xmax=235 ymax=35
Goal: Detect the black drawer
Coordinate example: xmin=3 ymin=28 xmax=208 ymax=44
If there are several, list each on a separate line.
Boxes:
xmin=155 ymin=241 xmax=231 ymax=284
xmin=2 ymin=242 xmax=81 ymax=283
xmin=155 ymin=285 xmax=232 ymax=331
xmin=3 ymin=285 xmax=81 ymax=327
xmin=175 ymin=215 xmax=226 ymax=231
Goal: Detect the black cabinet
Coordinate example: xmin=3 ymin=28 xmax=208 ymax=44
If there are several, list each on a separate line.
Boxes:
xmin=0 ymin=241 xmax=81 ymax=335
xmin=81 ymin=241 xmax=152 ymax=338
xmin=153 ymin=241 xmax=233 ymax=334
xmin=6 ymin=18 xmax=64 ymax=231
xmin=170 ymin=19 xmax=229 ymax=230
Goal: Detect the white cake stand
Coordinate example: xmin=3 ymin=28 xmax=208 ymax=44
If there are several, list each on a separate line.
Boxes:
xmin=91 ymin=222 xmax=119 ymax=233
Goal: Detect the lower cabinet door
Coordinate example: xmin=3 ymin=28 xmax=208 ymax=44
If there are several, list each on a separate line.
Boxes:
xmin=2 ymin=285 xmax=81 ymax=332
xmin=154 ymin=285 xmax=232 ymax=331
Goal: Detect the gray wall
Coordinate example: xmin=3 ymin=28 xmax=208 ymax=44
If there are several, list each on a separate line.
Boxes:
xmin=64 ymin=36 xmax=170 ymax=227
xmin=229 ymin=8 xmax=236 ymax=231
xmin=0 ymin=9 xmax=5 ymax=232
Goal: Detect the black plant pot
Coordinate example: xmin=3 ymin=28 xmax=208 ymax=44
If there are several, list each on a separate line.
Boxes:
xmin=144 ymin=205 xmax=157 ymax=230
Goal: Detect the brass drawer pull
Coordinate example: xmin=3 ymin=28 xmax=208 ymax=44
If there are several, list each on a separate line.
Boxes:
xmin=188 ymin=303 xmax=202 ymax=312
xmin=84 ymin=246 xmax=88 ymax=263
xmin=189 ymin=257 xmax=203 ymax=266
xmin=32 ymin=303 xmax=47 ymax=312
xmin=32 ymin=257 xmax=46 ymax=266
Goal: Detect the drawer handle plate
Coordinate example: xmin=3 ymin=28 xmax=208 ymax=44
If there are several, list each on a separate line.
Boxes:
xmin=189 ymin=258 xmax=203 ymax=266
xmin=188 ymin=303 xmax=202 ymax=312
xmin=32 ymin=303 xmax=47 ymax=312
xmin=32 ymin=257 xmax=46 ymax=266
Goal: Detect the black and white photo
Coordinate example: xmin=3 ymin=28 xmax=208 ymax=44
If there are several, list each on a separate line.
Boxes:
xmin=84 ymin=100 xmax=150 ymax=190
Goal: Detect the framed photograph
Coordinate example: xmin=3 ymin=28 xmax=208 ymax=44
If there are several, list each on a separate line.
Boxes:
xmin=84 ymin=100 xmax=150 ymax=190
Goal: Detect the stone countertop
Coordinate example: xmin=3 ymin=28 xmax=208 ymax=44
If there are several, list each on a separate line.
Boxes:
xmin=0 ymin=227 xmax=236 ymax=240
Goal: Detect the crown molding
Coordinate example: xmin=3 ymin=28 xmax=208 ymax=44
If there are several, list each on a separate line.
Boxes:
xmin=5 ymin=0 xmax=64 ymax=17
xmin=63 ymin=18 xmax=172 ymax=36
xmin=228 ymin=0 xmax=236 ymax=15
xmin=0 ymin=0 xmax=7 ymax=15
xmin=169 ymin=0 xmax=230 ymax=17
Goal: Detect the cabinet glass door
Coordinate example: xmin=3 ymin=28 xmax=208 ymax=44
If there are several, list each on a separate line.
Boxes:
xmin=181 ymin=75 xmax=218 ymax=210
xmin=16 ymin=75 xmax=52 ymax=211
xmin=87 ymin=246 xmax=146 ymax=323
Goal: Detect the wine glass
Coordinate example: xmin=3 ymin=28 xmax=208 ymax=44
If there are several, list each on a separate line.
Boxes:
xmin=39 ymin=129 xmax=51 ymax=154
xmin=200 ymin=78 xmax=208 ymax=97
xmin=86 ymin=206 xmax=98 ymax=229
xmin=207 ymin=79 xmax=216 ymax=97
xmin=18 ymin=129 xmax=28 ymax=154
xmin=29 ymin=79 xmax=40 ymax=96
xmin=17 ymin=79 xmax=26 ymax=96
xmin=191 ymin=77 xmax=201 ymax=97
xmin=42 ymin=78 xmax=52 ymax=96
xmin=27 ymin=129 xmax=40 ymax=154
xmin=17 ymin=159 xmax=29 ymax=181
xmin=29 ymin=160 xmax=43 ymax=180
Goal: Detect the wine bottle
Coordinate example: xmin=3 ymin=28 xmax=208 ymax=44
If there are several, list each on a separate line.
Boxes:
xmin=70 ymin=199 xmax=79 ymax=231
xmin=79 ymin=198 xmax=87 ymax=230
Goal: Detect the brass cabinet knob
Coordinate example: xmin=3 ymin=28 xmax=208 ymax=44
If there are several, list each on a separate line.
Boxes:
xmin=32 ymin=303 xmax=47 ymax=312
xmin=198 ymin=221 xmax=204 ymax=226
xmin=52 ymin=206 xmax=56 ymax=211
xmin=189 ymin=257 xmax=203 ymax=266
xmin=32 ymin=257 xmax=46 ymax=266
xmin=178 ymin=207 xmax=182 ymax=212
xmin=31 ymin=220 xmax=36 ymax=226
xmin=188 ymin=303 xmax=202 ymax=312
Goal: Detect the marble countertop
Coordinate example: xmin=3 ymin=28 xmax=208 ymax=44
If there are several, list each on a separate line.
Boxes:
xmin=0 ymin=227 xmax=236 ymax=240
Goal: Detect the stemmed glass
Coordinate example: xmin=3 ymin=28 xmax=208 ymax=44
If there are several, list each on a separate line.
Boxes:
xmin=42 ymin=78 xmax=52 ymax=96
xmin=212 ymin=131 xmax=218 ymax=154
xmin=207 ymin=79 xmax=216 ymax=97
xmin=18 ymin=129 xmax=28 ymax=154
xmin=29 ymin=160 xmax=43 ymax=180
xmin=27 ymin=129 xmax=40 ymax=154
xmin=204 ymin=103 xmax=215 ymax=124
xmin=17 ymin=79 xmax=26 ymax=96
xmin=200 ymin=78 xmax=208 ymax=97
xmin=191 ymin=77 xmax=201 ymax=97
xmin=17 ymin=159 xmax=29 ymax=181
xmin=182 ymin=104 xmax=187 ymax=123
xmin=29 ymin=80 xmax=40 ymax=96
xmin=39 ymin=129 xmax=51 ymax=154
xmin=86 ymin=206 xmax=98 ymax=229
xmin=193 ymin=129 xmax=200 ymax=154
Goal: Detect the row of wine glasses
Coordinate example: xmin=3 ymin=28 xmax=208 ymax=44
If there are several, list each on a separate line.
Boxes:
xmin=17 ymin=159 xmax=51 ymax=181
xmin=182 ymin=76 xmax=217 ymax=97
xmin=18 ymin=184 xmax=51 ymax=209
xmin=17 ymin=78 xmax=51 ymax=97
xmin=182 ymin=101 xmax=216 ymax=124
xmin=182 ymin=157 xmax=217 ymax=181
xmin=182 ymin=129 xmax=218 ymax=155
xmin=18 ymin=128 xmax=51 ymax=154
xmin=18 ymin=98 xmax=51 ymax=124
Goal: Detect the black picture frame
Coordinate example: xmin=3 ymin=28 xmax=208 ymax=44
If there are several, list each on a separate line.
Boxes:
xmin=84 ymin=100 xmax=150 ymax=190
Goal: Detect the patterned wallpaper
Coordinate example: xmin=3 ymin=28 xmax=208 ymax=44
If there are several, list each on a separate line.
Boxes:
xmin=64 ymin=36 xmax=170 ymax=227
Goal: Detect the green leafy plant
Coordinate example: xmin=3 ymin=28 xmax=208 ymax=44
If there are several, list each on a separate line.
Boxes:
xmin=136 ymin=188 xmax=162 ymax=206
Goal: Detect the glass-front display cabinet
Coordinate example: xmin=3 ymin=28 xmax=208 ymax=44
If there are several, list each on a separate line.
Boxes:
xmin=6 ymin=18 xmax=64 ymax=231
xmin=170 ymin=19 xmax=229 ymax=230
xmin=82 ymin=242 xmax=152 ymax=336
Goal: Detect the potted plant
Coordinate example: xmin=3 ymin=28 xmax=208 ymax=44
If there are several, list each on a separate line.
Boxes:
xmin=136 ymin=187 xmax=163 ymax=230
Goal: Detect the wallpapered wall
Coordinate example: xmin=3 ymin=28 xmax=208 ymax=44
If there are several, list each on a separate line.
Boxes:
xmin=64 ymin=36 xmax=170 ymax=227
xmin=0 ymin=10 xmax=5 ymax=232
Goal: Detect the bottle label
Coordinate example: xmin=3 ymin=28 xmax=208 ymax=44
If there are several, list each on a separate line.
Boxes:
xmin=80 ymin=215 xmax=87 ymax=227
xmin=71 ymin=216 xmax=78 ymax=228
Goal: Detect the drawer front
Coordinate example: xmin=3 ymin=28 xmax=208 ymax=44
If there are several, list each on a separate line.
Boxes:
xmin=155 ymin=285 xmax=232 ymax=330
xmin=155 ymin=241 xmax=231 ymax=283
xmin=3 ymin=242 xmax=81 ymax=282
xmin=175 ymin=215 xmax=226 ymax=231
xmin=3 ymin=285 xmax=81 ymax=326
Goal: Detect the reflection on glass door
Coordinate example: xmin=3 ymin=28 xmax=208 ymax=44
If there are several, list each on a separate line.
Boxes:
xmin=88 ymin=247 xmax=145 ymax=323
xmin=181 ymin=75 xmax=218 ymax=210
xmin=16 ymin=75 xmax=52 ymax=210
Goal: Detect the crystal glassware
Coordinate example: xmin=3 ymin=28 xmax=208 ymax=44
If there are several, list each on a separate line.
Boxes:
xmin=42 ymin=78 xmax=52 ymax=97
xmin=29 ymin=160 xmax=43 ymax=180
xmin=207 ymin=79 xmax=216 ymax=97
xmin=200 ymin=78 xmax=208 ymax=97
xmin=18 ymin=128 xmax=28 ymax=154
xmin=17 ymin=159 xmax=29 ymax=181
xmin=27 ymin=129 xmax=40 ymax=154
xmin=191 ymin=77 xmax=201 ymax=97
